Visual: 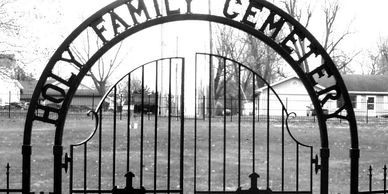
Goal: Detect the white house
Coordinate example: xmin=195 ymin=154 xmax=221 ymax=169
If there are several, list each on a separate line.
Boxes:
xmin=257 ymin=75 xmax=388 ymax=117
xmin=257 ymin=76 xmax=332 ymax=117
xmin=0 ymin=73 xmax=23 ymax=106
xmin=318 ymin=75 xmax=388 ymax=117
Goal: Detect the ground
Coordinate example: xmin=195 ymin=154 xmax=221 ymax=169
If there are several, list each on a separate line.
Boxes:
xmin=0 ymin=114 xmax=387 ymax=193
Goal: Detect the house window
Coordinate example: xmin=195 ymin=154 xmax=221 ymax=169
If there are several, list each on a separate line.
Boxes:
xmin=367 ymin=96 xmax=375 ymax=110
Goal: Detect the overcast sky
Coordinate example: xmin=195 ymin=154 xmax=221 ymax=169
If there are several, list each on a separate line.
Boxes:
xmin=4 ymin=0 xmax=388 ymax=77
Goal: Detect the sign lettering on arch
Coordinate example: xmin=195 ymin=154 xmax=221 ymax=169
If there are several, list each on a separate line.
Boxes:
xmin=30 ymin=0 xmax=351 ymax=126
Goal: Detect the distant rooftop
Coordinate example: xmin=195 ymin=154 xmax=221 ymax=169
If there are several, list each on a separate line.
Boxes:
xmin=317 ymin=74 xmax=388 ymax=93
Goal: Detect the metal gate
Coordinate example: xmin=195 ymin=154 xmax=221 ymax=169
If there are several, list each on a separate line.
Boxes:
xmin=3 ymin=0 xmax=388 ymax=193
xmin=65 ymin=55 xmax=316 ymax=193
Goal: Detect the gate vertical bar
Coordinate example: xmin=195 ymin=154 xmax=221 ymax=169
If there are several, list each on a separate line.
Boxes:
xmin=98 ymin=108 xmax=102 ymax=191
xmin=154 ymin=61 xmax=159 ymax=194
xmin=92 ymin=94 xmax=95 ymax=120
xmin=70 ymin=146 xmax=73 ymax=194
xmin=252 ymin=75 xmax=256 ymax=173
xmin=194 ymin=55 xmax=198 ymax=193
xmin=141 ymin=66 xmax=145 ymax=187
xmin=266 ymin=82 xmax=270 ymax=189
xmin=296 ymin=144 xmax=299 ymax=192
xmin=113 ymin=86 xmax=117 ymax=187
xmin=208 ymin=55 xmax=212 ymax=192
xmin=84 ymin=144 xmax=87 ymax=193
xmin=369 ymin=166 xmax=373 ymax=192
xmin=384 ymin=165 xmax=387 ymax=194
xmin=127 ymin=74 xmax=131 ymax=172
xmin=179 ymin=58 xmax=185 ymax=193
xmin=6 ymin=163 xmax=9 ymax=194
xmin=223 ymin=58 xmax=227 ymax=192
xmin=238 ymin=64 xmax=241 ymax=187
xmin=281 ymin=109 xmax=285 ymax=192
xmin=167 ymin=59 xmax=172 ymax=193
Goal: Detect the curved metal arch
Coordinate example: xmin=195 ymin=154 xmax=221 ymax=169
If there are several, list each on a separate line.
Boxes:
xmin=22 ymin=0 xmax=359 ymax=193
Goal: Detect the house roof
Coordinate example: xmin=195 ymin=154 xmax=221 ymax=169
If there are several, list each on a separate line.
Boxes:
xmin=20 ymin=79 xmax=102 ymax=100
xmin=258 ymin=74 xmax=388 ymax=94
xmin=317 ymin=74 xmax=388 ymax=93
xmin=0 ymin=73 xmax=23 ymax=89
xmin=20 ymin=80 xmax=39 ymax=99
xmin=257 ymin=76 xmax=325 ymax=92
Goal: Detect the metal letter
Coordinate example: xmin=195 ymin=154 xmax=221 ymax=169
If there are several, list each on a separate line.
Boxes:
xmin=280 ymin=29 xmax=305 ymax=54
xmin=223 ymin=0 xmax=242 ymax=19
xmin=164 ymin=0 xmax=180 ymax=15
xmin=61 ymin=49 xmax=84 ymax=69
xmin=186 ymin=0 xmax=192 ymax=14
xmin=126 ymin=0 xmax=152 ymax=25
xmin=153 ymin=0 xmax=162 ymax=17
xmin=90 ymin=17 xmax=108 ymax=44
xmin=42 ymin=84 xmax=66 ymax=104
xmin=297 ymin=44 xmax=320 ymax=64
xmin=35 ymin=104 xmax=60 ymax=125
xmin=49 ymin=72 xmax=76 ymax=87
xmin=317 ymin=85 xmax=341 ymax=106
xmin=307 ymin=63 xmax=333 ymax=86
xmin=241 ymin=1 xmax=263 ymax=27
xmin=259 ymin=11 xmax=285 ymax=39
xmin=110 ymin=11 xmax=130 ymax=36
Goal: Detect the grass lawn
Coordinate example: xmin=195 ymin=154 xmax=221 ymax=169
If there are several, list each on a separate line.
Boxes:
xmin=0 ymin=115 xmax=387 ymax=193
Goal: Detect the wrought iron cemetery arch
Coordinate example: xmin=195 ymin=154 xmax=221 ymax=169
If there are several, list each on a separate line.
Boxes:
xmin=22 ymin=0 xmax=359 ymax=193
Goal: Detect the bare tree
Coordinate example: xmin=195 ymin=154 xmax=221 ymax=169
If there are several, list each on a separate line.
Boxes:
xmin=213 ymin=26 xmax=247 ymax=102
xmin=368 ymin=38 xmax=388 ymax=75
xmin=70 ymin=30 xmax=127 ymax=96
xmin=0 ymin=0 xmax=20 ymax=54
xmin=243 ymin=35 xmax=283 ymax=88
xmin=213 ymin=25 xmax=283 ymax=105
xmin=282 ymin=0 xmax=357 ymax=73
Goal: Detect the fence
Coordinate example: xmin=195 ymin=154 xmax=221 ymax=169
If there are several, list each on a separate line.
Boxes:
xmin=359 ymin=165 xmax=387 ymax=193
xmin=2 ymin=93 xmax=388 ymax=124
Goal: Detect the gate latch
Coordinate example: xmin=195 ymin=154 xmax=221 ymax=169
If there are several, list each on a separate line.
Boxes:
xmin=312 ymin=154 xmax=321 ymax=174
xmin=62 ymin=153 xmax=71 ymax=173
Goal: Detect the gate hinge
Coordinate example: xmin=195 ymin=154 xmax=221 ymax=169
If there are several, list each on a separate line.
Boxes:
xmin=62 ymin=153 xmax=71 ymax=173
xmin=312 ymin=154 xmax=321 ymax=174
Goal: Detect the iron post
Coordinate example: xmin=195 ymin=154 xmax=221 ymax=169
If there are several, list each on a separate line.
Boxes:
xmin=320 ymin=148 xmax=330 ymax=194
xmin=22 ymin=145 xmax=31 ymax=194
xmin=53 ymin=145 xmax=63 ymax=194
